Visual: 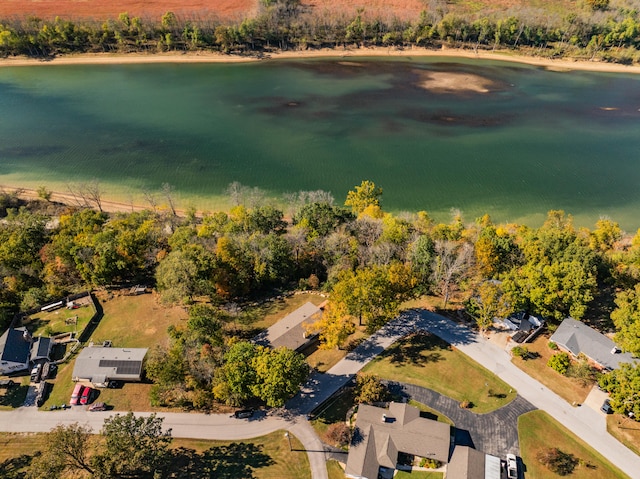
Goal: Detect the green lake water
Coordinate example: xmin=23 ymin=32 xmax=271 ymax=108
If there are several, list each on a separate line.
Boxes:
xmin=1 ymin=57 xmax=639 ymax=229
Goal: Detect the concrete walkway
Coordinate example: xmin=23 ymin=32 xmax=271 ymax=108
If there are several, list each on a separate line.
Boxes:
xmin=410 ymin=309 xmax=640 ymax=478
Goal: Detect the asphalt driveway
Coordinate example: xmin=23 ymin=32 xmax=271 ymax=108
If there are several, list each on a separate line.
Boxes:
xmin=388 ymin=382 xmax=536 ymax=457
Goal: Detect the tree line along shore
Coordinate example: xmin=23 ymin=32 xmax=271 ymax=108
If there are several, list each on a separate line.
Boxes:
xmin=1 ymin=180 xmax=640 ymax=419
xmin=2 ymin=0 xmax=640 ymax=65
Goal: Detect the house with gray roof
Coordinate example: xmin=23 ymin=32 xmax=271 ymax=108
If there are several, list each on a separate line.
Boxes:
xmin=344 ymin=402 xmax=504 ymax=479
xmin=253 ymin=301 xmax=323 ymax=352
xmin=72 ymin=347 xmax=148 ymax=387
xmin=550 ymin=317 xmax=636 ymax=371
xmin=0 ymin=327 xmax=32 ymax=375
xmin=447 ymin=446 xmax=502 ymax=479
xmin=345 ymin=402 xmax=451 ymax=479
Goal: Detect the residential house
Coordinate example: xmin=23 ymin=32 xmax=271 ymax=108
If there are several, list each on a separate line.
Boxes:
xmin=253 ymin=301 xmax=323 ymax=352
xmin=72 ymin=347 xmax=148 ymax=387
xmin=0 ymin=327 xmax=32 ymax=375
xmin=550 ymin=317 xmax=635 ymax=371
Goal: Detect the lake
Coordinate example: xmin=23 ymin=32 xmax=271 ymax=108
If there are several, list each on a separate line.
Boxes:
xmin=1 ymin=57 xmax=639 ymax=229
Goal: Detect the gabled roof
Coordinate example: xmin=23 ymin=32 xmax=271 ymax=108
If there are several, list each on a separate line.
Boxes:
xmin=345 ymin=403 xmax=451 ymax=479
xmin=447 ymin=446 xmax=485 ymax=479
xmin=31 ymin=336 xmax=52 ymax=362
xmin=72 ymin=347 xmax=148 ymax=383
xmin=254 ymin=302 xmax=322 ymax=351
xmin=550 ymin=317 xmax=635 ymax=370
xmin=0 ymin=327 xmax=31 ymax=365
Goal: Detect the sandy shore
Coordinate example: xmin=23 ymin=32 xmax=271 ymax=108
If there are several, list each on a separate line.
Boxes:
xmin=1 ymin=45 xmax=640 ymax=74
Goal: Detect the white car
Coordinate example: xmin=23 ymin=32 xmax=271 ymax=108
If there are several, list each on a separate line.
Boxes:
xmin=506 ymin=454 xmax=518 ymax=479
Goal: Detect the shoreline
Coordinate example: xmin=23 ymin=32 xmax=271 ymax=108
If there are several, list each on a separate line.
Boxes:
xmin=1 ymin=46 xmax=640 ymax=74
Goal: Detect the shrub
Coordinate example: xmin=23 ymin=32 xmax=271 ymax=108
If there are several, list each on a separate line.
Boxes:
xmin=460 ymin=400 xmax=473 ymax=409
xmin=512 ymin=346 xmax=529 ymax=358
xmin=419 ymin=458 xmax=442 ymax=468
xmin=354 ymin=374 xmax=389 ymax=404
xmin=548 ymin=341 xmax=558 ymax=350
xmin=548 ymin=352 xmax=571 ymax=375
xmin=326 ymin=422 xmax=351 ymax=447
xmin=537 ymin=447 xmax=578 ymax=475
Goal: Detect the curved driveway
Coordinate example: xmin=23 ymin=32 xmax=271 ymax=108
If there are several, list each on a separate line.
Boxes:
xmin=389 ymin=382 xmax=536 ymax=457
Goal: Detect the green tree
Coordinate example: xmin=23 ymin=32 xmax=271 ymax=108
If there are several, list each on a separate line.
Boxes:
xmin=354 ymin=373 xmax=389 ymax=404
xmin=187 ymin=303 xmax=224 ymax=345
xmin=599 ymin=362 xmax=640 ymax=419
xmin=502 ymin=211 xmax=597 ymax=321
xmin=611 ymin=284 xmax=640 ymax=356
xmin=214 ymin=341 xmax=259 ymax=406
xmin=91 ymin=412 xmax=172 ymax=478
xmin=155 ymin=250 xmax=197 ymax=304
xmin=344 ymin=180 xmax=383 ymax=215
xmin=466 ymin=281 xmax=511 ymax=334
xmin=27 ymin=423 xmax=93 ymax=479
xmin=251 ymin=346 xmax=309 ymax=407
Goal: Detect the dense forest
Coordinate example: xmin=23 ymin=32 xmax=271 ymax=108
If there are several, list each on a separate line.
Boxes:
xmin=3 ymin=0 xmax=640 ymax=63
xmin=1 ymin=180 xmax=639 ymax=415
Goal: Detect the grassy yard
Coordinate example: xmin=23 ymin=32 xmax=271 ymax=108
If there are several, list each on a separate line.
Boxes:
xmin=311 ymin=388 xmax=355 ymax=440
xmin=0 ymin=376 xmax=30 ymax=410
xmin=0 ymin=430 xmax=310 ymax=479
xmin=41 ymin=291 xmax=188 ymax=411
xmin=607 ymin=414 xmax=640 ymax=457
xmin=363 ymin=333 xmax=517 ymax=413
xmin=407 ymin=400 xmax=454 ymax=426
xmin=90 ymin=290 xmax=187 ymax=348
xmin=395 ymin=471 xmax=443 ymax=479
xmin=511 ymin=335 xmax=593 ymax=405
xmin=519 ymin=411 xmax=629 ymax=479
xmin=25 ymin=298 xmax=95 ymax=337
xmin=327 ymin=460 xmax=346 ymax=479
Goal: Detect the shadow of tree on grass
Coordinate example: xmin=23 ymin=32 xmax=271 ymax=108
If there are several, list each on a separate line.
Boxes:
xmin=387 ymin=333 xmax=445 ymax=366
xmin=168 ymin=443 xmax=274 ymax=478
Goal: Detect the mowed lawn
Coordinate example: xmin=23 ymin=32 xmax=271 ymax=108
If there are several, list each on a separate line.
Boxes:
xmin=511 ymin=334 xmax=592 ymax=405
xmin=363 ymin=333 xmax=517 ymax=413
xmin=0 ymin=430 xmax=310 ymax=479
xmin=42 ymin=291 xmax=187 ymax=411
xmin=519 ymin=411 xmax=629 ymax=479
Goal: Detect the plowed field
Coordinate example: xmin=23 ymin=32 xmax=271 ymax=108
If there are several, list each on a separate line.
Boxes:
xmin=0 ymin=0 xmax=257 ymax=21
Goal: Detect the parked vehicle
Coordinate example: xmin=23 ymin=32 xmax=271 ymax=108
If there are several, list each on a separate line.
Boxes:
xmin=233 ymin=409 xmax=254 ymax=419
xmin=80 ymin=387 xmax=93 ymax=405
xmin=601 ymin=399 xmax=613 ymax=414
xmin=506 ymin=454 xmax=518 ymax=479
xmin=70 ymin=384 xmax=84 ymax=406
xmin=89 ymin=402 xmax=106 ymax=412
xmin=30 ymin=364 xmax=42 ymax=383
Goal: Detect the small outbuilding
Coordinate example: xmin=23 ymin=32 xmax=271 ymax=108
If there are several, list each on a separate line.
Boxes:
xmin=72 ymin=347 xmax=148 ymax=387
xmin=550 ymin=317 xmax=635 ymax=371
xmin=30 ymin=336 xmax=53 ymax=363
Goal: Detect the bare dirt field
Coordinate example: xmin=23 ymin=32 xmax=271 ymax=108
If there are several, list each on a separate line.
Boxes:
xmin=0 ymin=0 xmax=258 ymax=21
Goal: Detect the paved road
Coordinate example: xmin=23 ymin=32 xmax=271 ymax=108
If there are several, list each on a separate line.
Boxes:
xmin=411 ymin=309 xmax=640 ymax=479
xmin=0 ymin=407 xmax=328 ymax=479
xmin=389 ymin=382 xmax=536 ymax=457
xmin=287 ymin=315 xmax=421 ymax=414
